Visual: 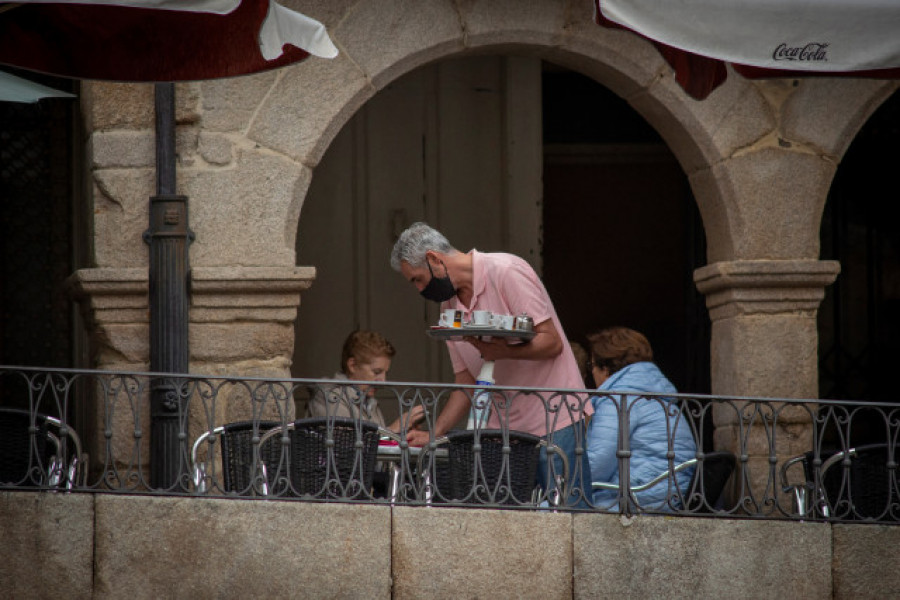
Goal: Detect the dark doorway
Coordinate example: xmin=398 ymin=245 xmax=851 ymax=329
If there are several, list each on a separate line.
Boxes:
xmin=0 ymin=70 xmax=75 ymax=411
xmin=818 ymin=89 xmax=900 ymax=445
xmin=540 ymin=64 xmax=710 ymax=395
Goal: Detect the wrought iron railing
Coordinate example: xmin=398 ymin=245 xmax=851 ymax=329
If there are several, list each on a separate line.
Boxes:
xmin=0 ymin=365 xmax=897 ymax=523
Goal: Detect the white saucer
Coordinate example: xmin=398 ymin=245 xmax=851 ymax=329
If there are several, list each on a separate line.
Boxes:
xmin=463 ymin=322 xmax=494 ymax=329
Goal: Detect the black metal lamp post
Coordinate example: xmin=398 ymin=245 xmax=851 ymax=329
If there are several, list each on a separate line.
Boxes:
xmin=146 ymin=82 xmax=193 ymax=489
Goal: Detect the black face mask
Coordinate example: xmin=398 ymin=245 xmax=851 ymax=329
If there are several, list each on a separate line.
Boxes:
xmin=420 ymin=259 xmax=456 ymax=303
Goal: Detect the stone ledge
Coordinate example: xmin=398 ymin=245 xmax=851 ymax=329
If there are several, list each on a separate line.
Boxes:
xmin=833 ymin=524 xmax=900 ymax=599
xmin=94 ymin=495 xmax=391 ymax=599
xmin=0 ymin=492 xmax=94 ymax=599
xmin=694 ymin=259 xmax=840 ymax=320
xmin=392 ymin=505 xmax=572 ymax=600
xmin=574 ymin=512 xmax=832 ymax=599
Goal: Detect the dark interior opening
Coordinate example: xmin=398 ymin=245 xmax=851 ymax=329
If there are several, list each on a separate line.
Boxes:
xmin=541 ymin=64 xmax=711 ymax=398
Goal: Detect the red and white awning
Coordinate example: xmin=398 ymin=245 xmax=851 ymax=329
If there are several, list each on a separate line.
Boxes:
xmin=595 ymin=0 xmax=900 ymax=99
xmin=0 ymin=0 xmax=337 ymax=82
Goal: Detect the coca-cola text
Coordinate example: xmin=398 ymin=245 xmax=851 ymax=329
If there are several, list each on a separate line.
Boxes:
xmin=772 ymin=43 xmax=829 ymax=62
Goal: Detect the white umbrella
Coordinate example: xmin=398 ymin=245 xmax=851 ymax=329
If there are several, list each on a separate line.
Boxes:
xmin=595 ymin=0 xmax=900 ymax=99
xmin=0 ymin=70 xmax=74 ymax=102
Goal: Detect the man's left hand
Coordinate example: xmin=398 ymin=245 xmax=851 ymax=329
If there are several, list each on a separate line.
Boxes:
xmin=463 ymin=319 xmax=563 ymax=362
xmin=463 ymin=336 xmax=513 ymax=361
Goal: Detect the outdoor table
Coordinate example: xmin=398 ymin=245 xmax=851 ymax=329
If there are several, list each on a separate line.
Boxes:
xmin=377 ymin=438 xmax=448 ymax=503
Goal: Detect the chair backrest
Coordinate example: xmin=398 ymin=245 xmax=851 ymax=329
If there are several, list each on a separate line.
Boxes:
xmin=288 ymin=416 xmax=380 ymax=499
xmin=445 ymin=429 xmax=541 ymax=505
xmin=0 ymin=408 xmax=52 ymax=486
xmin=808 ymin=443 xmax=898 ymax=521
xmin=219 ymin=420 xmax=283 ymax=494
xmin=685 ymin=451 xmax=736 ymax=512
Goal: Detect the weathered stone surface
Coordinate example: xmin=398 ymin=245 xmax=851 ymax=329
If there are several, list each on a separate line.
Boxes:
xmin=91 ymin=131 xmax=155 ymax=168
xmin=833 ymin=524 xmax=900 ymax=600
xmin=782 ymin=78 xmax=899 ymax=158
xmin=392 ymin=506 xmax=572 ymax=600
xmin=708 ymin=81 xmax=778 ymax=157
xmin=462 ymin=0 xmax=566 ymax=48
xmin=198 ymin=370 xmax=297 ymax=423
xmin=98 ymin=323 xmax=151 ymax=363
xmin=713 ymin=419 xmax=813 ymax=456
xmin=189 ymin=322 xmax=295 ymax=362
xmin=190 ymin=266 xmax=315 ymax=309
xmin=691 ymin=148 xmax=836 ymax=262
xmin=632 ymin=71 xmax=775 ymax=175
xmin=181 ymin=149 xmax=306 ymax=267
xmin=92 ymin=170 xmax=154 ymax=267
xmin=248 ymin=52 xmax=371 ymax=167
xmin=0 ymin=492 xmax=94 ymax=599
xmin=526 ymin=0 xmax=662 ymax=101
xmin=334 ymin=0 xmax=464 ymax=91
xmin=67 ymin=268 xmax=149 ymax=323
xmin=709 ymin=314 xmax=820 ymax=399
xmin=88 ymin=380 xmax=152 ymax=477
xmin=82 ymin=81 xmax=154 ymax=131
xmin=175 ymin=124 xmax=200 ymax=167
xmin=574 ymin=513 xmax=831 ymax=599
xmin=200 ymin=70 xmax=279 ymax=132
xmin=93 ymin=496 xmax=391 ymax=599
xmin=694 ymin=259 xmax=840 ymax=321
xmin=198 ymin=132 xmax=234 ymax=165
xmin=174 ymin=81 xmax=202 ymax=124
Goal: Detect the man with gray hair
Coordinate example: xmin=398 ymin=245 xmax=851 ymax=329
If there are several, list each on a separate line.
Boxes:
xmin=390 ymin=221 xmax=592 ymax=506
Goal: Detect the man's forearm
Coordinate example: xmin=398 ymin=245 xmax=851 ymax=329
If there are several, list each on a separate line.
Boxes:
xmin=503 ymin=330 xmax=562 ymax=360
xmin=433 ymin=391 xmax=470 ymax=436
xmin=470 ymin=318 xmax=563 ymax=362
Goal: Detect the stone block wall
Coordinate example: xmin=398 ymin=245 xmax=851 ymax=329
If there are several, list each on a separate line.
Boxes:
xmin=3 ymin=492 xmax=899 ymax=599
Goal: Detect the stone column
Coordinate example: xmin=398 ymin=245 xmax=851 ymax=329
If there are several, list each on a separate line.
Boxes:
xmin=189 ymin=266 xmax=315 ymax=423
xmin=68 ymin=265 xmax=315 ymax=480
xmin=694 ymin=259 xmax=840 ymax=509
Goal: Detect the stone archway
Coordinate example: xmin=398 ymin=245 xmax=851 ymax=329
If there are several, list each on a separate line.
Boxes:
xmin=67 ymin=0 xmax=900 ymax=487
xmin=72 ymin=0 xmax=897 ymax=404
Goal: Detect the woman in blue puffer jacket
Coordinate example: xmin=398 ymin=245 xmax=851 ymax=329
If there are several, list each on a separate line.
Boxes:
xmin=586 ymin=327 xmax=697 ymax=511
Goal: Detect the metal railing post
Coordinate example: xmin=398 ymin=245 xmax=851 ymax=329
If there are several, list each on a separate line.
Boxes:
xmin=146 ymin=83 xmax=193 ymax=489
xmin=616 ymin=394 xmax=634 ymax=514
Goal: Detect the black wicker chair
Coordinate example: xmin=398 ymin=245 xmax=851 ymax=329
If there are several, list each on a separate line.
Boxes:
xmin=443 ymin=429 xmax=542 ymax=506
xmin=259 ymin=417 xmax=381 ymax=499
xmin=782 ymin=443 xmax=898 ymax=521
xmin=191 ymin=420 xmax=285 ymax=495
xmin=0 ymin=407 xmax=87 ymax=489
xmin=683 ymin=451 xmax=736 ymax=512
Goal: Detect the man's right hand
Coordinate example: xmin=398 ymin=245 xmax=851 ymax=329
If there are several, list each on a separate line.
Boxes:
xmin=406 ymin=428 xmax=432 ymax=448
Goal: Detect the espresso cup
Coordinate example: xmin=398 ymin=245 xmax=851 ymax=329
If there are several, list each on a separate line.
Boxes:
xmin=495 ymin=314 xmax=515 ymax=330
xmin=439 ymin=308 xmax=458 ymax=327
xmin=471 ymin=310 xmax=492 ymax=326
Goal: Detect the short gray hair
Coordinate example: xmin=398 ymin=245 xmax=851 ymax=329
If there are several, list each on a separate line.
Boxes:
xmin=390 ymin=222 xmax=454 ymax=271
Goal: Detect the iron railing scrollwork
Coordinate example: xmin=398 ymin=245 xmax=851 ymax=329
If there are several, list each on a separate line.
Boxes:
xmin=0 ymin=365 xmax=897 ymax=524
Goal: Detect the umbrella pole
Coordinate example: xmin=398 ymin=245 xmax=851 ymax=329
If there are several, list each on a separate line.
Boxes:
xmin=146 ymin=82 xmax=193 ymax=490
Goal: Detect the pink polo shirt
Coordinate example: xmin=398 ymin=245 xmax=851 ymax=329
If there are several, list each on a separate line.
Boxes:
xmin=444 ymin=250 xmax=592 ymax=436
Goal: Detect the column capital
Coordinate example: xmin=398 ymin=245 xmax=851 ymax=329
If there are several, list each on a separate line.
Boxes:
xmin=67 ymin=267 xmax=149 ymax=325
xmin=65 ymin=266 xmax=318 ymax=368
xmin=189 ymin=266 xmax=316 ymax=323
xmin=694 ymin=259 xmax=840 ymax=321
